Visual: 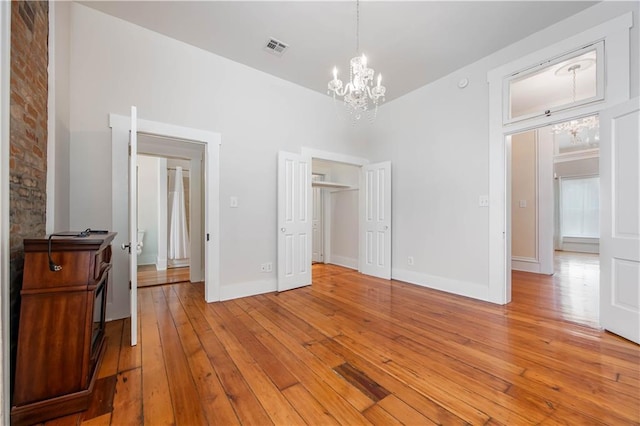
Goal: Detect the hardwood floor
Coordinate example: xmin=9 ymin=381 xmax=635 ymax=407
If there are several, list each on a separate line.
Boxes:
xmin=550 ymin=250 xmax=599 ymax=327
xmin=39 ymin=263 xmax=639 ymax=425
xmin=510 ymin=250 xmax=600 ymax=330
xmin=137 ymin=265 xmax=190 ymax=288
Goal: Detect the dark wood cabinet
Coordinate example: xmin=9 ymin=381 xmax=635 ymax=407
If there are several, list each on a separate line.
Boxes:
xmin=11 ymin=232 xmax=117 ymax=425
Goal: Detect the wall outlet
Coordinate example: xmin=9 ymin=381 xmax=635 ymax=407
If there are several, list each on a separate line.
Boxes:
xmin=479 ymin=195 xmax=489 ymax=207
xmin=407 ymin=256 xmax=414 ymax=266
xmin=260 ymin=262 xmax=273 ymax=272
xmin=230 ymin=196 xmax=238 ymax=208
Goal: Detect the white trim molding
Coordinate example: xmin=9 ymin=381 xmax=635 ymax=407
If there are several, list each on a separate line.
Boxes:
xmin=0 ymin=1 xmax=11 ymax=422
xmin=512 ymin=257 xmax=545 ymax=274
xmin=487 ymin=12 xmax=632 ymax=304
xmin=329 ymin=255 xmax=358 ymax=270
xmin=301 ymin=148 xmax=370 ymax=167
xmin=554 ymin=148 xmax=600 ymax=163
xmin=220 ymin=279 xmax=277 ymax=301
xmin=561 ymin=237 xmax=599 ymax=254
xmin=393 ymin=268 xmax=490 ymax=302
xmin=109 ymin=113 xmax=221 ymax=306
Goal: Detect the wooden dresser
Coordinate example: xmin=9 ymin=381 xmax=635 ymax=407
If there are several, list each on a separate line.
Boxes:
xmin=11 ymin=232 xmax=117 ymax=425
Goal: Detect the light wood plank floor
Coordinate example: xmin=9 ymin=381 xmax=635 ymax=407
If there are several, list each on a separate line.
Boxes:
xmin=41 ymin=262 xmax=639 ymax=425
xmin=550 ymin=250 xmax=599 ymax=327
xmin=137 ymin=265 xmax=190 ymax=288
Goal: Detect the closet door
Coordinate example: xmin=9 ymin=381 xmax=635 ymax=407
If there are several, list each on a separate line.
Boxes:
xmin=277 ymin=151 xmax=312 ymax=291
xmin=360 ymin=161 xmax=391 ymax=279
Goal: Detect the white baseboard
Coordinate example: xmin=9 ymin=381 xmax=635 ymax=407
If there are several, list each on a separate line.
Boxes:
xmin=169 ymin=258 xmax=190 ymax=268
xmin=156 ymin=256 xmax=167 ymax=271
xmin=561 ymin=237 xmax=599 ymax=254
xmin=512 ymin=257 xmax=542 ymax=273
xmin=329 ymin=255 xmax=358 ymax=270
xmin=220 ymin=278 xmax=277 ymax=301
xmin=392 ymin=268 xmax=489 ymax=301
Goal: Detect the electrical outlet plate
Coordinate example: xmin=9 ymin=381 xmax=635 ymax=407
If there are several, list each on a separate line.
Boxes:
xmin=479 ymin=195 xmax=489 ymax=207
xmin=407 ymin=256 xmax=414 ymax=265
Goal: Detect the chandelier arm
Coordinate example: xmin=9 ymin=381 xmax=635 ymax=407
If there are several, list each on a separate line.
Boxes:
xmin=333 ymin=86 xmax=347 ymax=97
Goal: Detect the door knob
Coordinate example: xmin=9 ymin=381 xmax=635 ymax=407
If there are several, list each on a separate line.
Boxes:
xmin=280 ymin=228 xmax=286 ymax=233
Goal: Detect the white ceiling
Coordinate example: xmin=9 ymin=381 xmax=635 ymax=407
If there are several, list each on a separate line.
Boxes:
xmin=79 ymin=1 xmax=598 ymax=102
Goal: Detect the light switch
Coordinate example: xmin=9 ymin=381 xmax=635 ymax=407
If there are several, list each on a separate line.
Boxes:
xmin=479 ymin=195 xmax=489 ymax=207
xmin=230 ymin=196 xmax=238 ymax=208
xmin=519 ymin=200 xmax=527 ymax=208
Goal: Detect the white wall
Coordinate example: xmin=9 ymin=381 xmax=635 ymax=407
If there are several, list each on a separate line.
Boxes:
xmin=367 ymin=1 xmax=639 ymax=300
xmin=326 ymin=162 xmax=359 ymax=267
xmin=67 ymin=3 xmax=361 ymax=313
xmin=555 ymin=157 xmax=599 ymax=177
xmin=137 ymin=155 xmax=160 ymax=266
xmin=330 ymin=189 xmax=359 ymax=268
xmin=47 ymin=1 xmax=71 ymax=233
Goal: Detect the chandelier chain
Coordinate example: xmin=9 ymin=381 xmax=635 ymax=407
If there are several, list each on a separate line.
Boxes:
xmin=356 ymin=0 xmax=360 ymax=54
xmin=572 ymin=69 xmax=577 ymax=103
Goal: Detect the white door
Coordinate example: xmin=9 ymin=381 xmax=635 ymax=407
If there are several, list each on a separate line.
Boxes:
xmin=600 ymin=98 xmax=640 ymax=344
xmin=128 ymin=106 xmax=138 ymax=346
xmin=277 ymin=151 xmax=312 ymax=291
xmin=312 ymin=174 xmax=324 ymax=263
xmin=360 ymin=161 xmax=392 ymax=279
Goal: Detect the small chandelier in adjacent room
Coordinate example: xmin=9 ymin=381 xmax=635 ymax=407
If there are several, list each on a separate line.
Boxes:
xmin=551 ymin=59 xmax=598 ymax=144
xmin=552 ymin=115 xmax=599 ymax=145
xmin=327 ymin=0 xmax=386 ymax=122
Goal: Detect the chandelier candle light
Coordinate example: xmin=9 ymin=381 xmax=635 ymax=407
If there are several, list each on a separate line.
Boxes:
xmin=328 ymin=0 xmax=386 ymax=122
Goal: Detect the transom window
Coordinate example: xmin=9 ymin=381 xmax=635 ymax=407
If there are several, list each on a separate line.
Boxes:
xmin=505 ymin=41 xmax=604 ymax=124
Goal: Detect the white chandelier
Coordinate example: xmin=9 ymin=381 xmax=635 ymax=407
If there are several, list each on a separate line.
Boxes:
xmin=552 ymin=115 xmax=599 ymax=145
xmin=551 ymin=60 xmax=598 ymax=144
xmin=327 ymin=0 xmax=386 ymax=122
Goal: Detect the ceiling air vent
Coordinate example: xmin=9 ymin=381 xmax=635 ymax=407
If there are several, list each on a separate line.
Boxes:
xmin=264 ymin=38 xmax=289 ymax=56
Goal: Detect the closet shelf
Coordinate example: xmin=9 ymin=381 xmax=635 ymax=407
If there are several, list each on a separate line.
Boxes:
xmin=312 ymin=181 xmax=351 ymax=189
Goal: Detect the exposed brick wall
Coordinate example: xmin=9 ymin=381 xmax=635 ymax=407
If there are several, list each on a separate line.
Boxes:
xmin=9 ymin=0 xmax=49 ymax=396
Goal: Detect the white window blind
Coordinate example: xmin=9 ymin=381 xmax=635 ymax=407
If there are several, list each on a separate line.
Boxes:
xmin=561 ymin=176 xmax=600 ymax=238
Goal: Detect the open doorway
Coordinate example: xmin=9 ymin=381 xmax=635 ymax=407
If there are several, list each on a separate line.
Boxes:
xmin=137 ymin=135 xmax=205 ymax=287
xmin=277 ymin=149 xmax=391 ymax=292
xmin=137 ymin=154 xmax=201 ymax=287
xmin=311 ymin=159 xmax=360 ymax=271
xmin=510 ymin=115 xmax=601 ymax=326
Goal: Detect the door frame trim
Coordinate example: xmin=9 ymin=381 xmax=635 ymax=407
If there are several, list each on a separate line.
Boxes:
xmin=301 ymin=148 xmax=369 ymax=273
xmin=109 ymin=114 xmax=221 ymax=306
xmin=311 ymin=173 xmax=326 ymax=264
xmin=0 ymin=0 xmax=10 ymax=421
xmin=487 ymin=12 xmax=631 ymax=304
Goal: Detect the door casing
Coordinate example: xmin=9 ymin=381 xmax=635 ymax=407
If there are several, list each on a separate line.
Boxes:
xmin=300 ymin=148 xmax=392 ymax=279
xmin=109 ymin=113 xmax=221 ymax=324
xmin=487 ymin=13 xmax=632 ymax=304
